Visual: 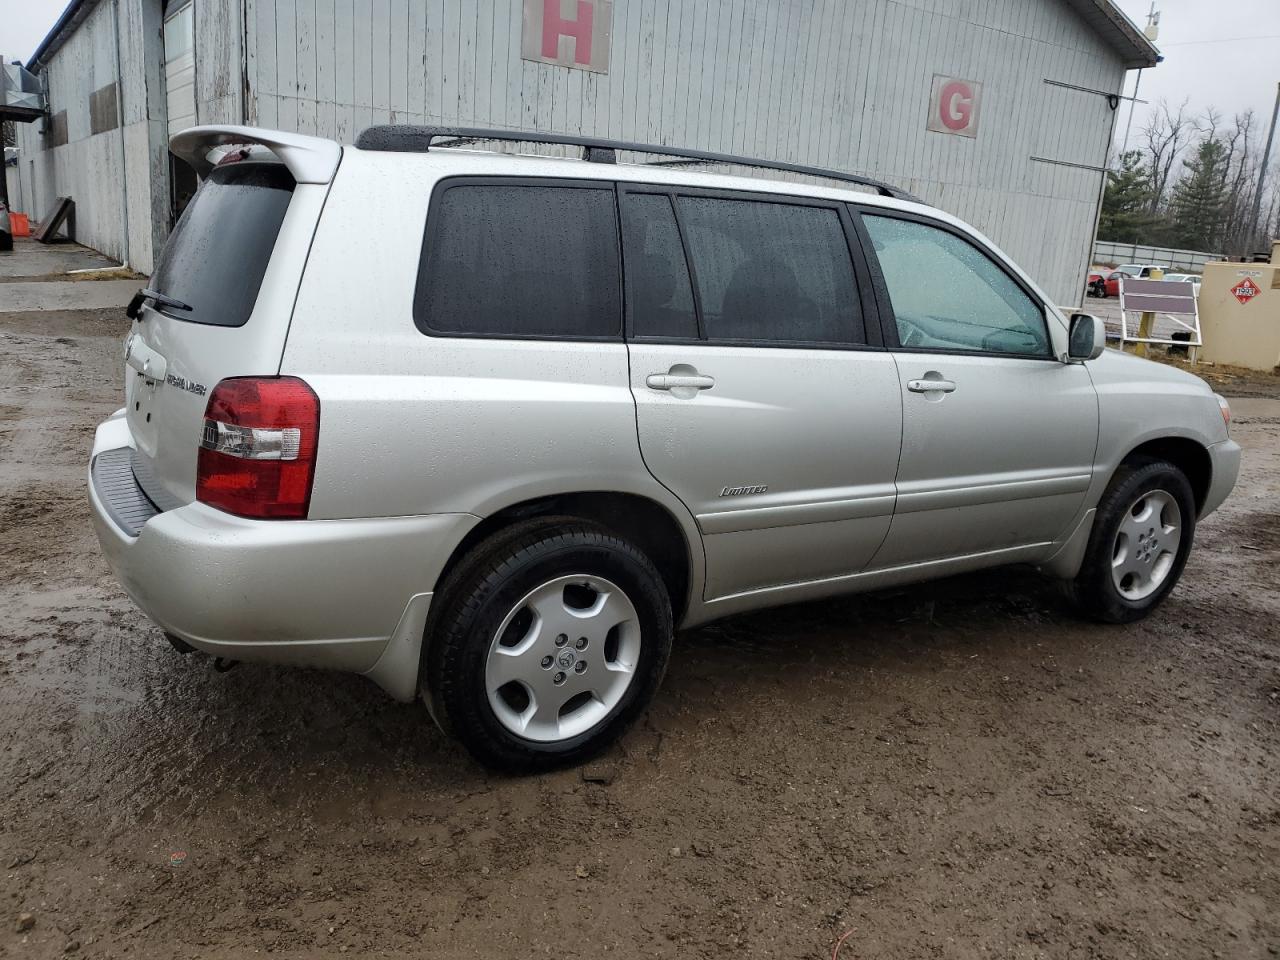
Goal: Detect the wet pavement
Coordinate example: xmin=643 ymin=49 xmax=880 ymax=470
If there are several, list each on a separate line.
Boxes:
xmin=0 ymin=241 xmax=117 ymax=280
xmin=0 ymin=239 xmax=137 ymax=313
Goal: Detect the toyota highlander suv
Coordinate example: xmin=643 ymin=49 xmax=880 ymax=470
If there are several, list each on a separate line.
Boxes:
xmin=89 ymin=126 xmax=1240 ymax=771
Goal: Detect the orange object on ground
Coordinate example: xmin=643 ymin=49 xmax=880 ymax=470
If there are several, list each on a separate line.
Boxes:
xmin=9 ymin=213 xmax=30 ymax=237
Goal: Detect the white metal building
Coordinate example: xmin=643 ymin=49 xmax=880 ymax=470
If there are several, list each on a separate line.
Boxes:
xmin=10 ymin=0 xmax=1158 ymax=303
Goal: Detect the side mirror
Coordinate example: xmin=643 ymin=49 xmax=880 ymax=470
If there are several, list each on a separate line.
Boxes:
xmin=1068 ymin=313 xmax=1106 ymax=361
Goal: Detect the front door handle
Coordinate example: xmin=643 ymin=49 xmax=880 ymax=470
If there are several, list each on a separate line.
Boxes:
xmin=906 ymin=377 xmax=956 ymax=394
xmin=646 ymin=373 xmax=715 ymax=392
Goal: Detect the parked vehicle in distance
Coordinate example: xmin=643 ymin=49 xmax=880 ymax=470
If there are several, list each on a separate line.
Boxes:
xmin=1087 ymin=263 xmax=1171 ymax=298
xmin=1163 ymin=273 xmax=1203 ymax=296
xmin=89 ymin=126 xmax=1241 ymax=771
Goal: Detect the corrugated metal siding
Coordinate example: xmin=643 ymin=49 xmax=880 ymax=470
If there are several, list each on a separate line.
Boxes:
xmin=194 ymin=0 xmax=245 ymax=124
xmin=17 ymin=0 xmax=1125 ymax=291
xmin=241 ymin=0 xmax=1124 ymax=305
xmin=15 ymin=0 xmax=172 ymax=271
xmin=14 ymin=0 xmax=127 ymax=264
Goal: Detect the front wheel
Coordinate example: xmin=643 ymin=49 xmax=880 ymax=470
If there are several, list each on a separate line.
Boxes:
xmin=424 ymin=519 xmax=673 ymax=772
xmin=1069 ymin=459 xmax=1197 ymax=623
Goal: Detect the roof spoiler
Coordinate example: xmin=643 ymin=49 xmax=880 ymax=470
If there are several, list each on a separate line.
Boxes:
xmin=169 ymin=126 xmax=341 ymax=184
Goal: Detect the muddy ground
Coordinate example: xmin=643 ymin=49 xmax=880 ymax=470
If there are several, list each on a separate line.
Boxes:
xmin=1 ymin=306 xmax=1278 ymax=960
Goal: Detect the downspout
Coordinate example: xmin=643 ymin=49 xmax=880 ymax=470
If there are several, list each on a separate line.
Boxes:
xmin=1080 ymin=76 xmax=1124 ymax=308
xmin=111 ymin=0 xmax=132 ymax=268
xmin=240 ymin=0 xmax=251 ymax=123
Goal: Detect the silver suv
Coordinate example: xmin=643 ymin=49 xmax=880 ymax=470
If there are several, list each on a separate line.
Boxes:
xmin=89 ymin=126 xmax=1240 ymax=771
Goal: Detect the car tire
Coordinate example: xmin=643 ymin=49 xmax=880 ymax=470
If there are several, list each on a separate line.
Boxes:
xmin=1069 ymin=458 xmax=1197 ymax=624
xmin=424 ymin=518 xmax=673 ymax=772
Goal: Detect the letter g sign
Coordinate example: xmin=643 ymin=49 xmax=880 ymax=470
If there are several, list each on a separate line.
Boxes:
xmin=927 ymin=75 xmax=982 ymax=139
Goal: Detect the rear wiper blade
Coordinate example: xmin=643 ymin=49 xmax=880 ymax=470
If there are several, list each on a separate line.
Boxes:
xmin=127 ymin=288 xmax=193 ymax=319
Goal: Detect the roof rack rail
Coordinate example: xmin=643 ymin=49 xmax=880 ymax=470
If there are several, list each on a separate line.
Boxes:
xmin=354 ymin=125 xmax=921 ymax=203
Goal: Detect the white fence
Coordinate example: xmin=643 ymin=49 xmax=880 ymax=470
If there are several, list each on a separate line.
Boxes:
xmin=1093 ymin=240 xmax=1221 ymax=272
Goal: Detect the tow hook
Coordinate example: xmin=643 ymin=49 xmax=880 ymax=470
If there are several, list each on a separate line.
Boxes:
xmin=213 ymin=657 xmax=241 ymax=674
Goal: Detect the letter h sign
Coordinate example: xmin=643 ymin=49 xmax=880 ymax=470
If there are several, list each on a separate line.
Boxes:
xmin=522 ymin=0 xmax=612 ymax=73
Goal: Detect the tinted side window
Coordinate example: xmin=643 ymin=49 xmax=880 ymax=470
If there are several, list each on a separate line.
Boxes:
xmin=862 ymin=215 xmax=1050 ymax=357
xmin=415 ymin=183 xmax=620 ymax=339
xmin=150 ymin=162 xmax=295 ymax=327
xmin=619 ymin=193 xmax=698 ymax=340
xmin=674 ymin=197 xmax=864 ymax=344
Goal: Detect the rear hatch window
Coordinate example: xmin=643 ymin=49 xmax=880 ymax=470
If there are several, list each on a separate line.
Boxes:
xmin=149 ymin=161 xmax=295 ymax=327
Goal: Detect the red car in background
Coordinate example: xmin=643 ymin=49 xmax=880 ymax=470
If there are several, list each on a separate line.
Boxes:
xmin=1087 ymin=263 xmax=1169 ymax=298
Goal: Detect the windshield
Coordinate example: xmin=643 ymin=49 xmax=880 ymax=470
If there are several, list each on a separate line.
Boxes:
xmin=150 ymin=161 xmax=295 ymax=327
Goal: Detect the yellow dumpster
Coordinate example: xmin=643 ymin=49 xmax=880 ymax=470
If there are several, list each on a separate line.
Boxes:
xmin=1198 ymin=241 xmax=1280 ymax=372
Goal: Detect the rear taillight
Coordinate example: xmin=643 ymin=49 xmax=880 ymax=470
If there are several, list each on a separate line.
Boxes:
xmin=196 ymin=377 xmax=320 ymax=519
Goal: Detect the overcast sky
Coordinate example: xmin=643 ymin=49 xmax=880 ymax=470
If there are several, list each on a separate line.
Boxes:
xmin=3 ymin=0 xmax=1278 ymax=143
xmin=0 ymin=0 xmax=61 ymax=66
xmin=1113 ymin=0 xmax=1280 ymax=142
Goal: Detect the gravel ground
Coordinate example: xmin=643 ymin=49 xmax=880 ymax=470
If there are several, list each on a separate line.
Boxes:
xmin=1 ymin=306 xmax=1278 ymax=959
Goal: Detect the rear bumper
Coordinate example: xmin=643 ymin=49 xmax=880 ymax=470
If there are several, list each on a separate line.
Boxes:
xmin=1203 ymin=438 xmax=1242 ymax=518
xmin=88 ymin=411 xmax=478 ymax=699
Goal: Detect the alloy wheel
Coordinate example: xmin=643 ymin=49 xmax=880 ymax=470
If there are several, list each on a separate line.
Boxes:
xmin=1111 ymin=489 xmax=1182 ymax=601
xmin=484 ymin=574 xmax=642 ymax=743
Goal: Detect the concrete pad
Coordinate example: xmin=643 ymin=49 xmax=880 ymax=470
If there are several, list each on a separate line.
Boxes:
xmin=0 ymin=238 xmax=120 ymax=279
xmin=0 ymin=280 xmax=139 ymax=312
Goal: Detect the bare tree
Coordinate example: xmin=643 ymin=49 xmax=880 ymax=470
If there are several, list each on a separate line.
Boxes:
xmin=1194 ymin=106 xmax=1223 ymax=143
xmin=1143 ymin=98 xmax=1193 ymax=214
xmin=1114 ymin=100 xmax=1278 ymax=254
xmin=1219 ymin=111 xmax=1261 ymax=254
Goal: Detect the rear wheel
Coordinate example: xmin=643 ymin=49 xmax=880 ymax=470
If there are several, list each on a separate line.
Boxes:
xmin=1069 ymin=459 xmax=1196 ymax=623
xmin=424 ymin=519 xmax=672 ymax=772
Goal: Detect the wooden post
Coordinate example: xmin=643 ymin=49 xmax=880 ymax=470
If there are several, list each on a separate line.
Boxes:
xmin=1133 ymin=266 xmax=1164 ymax=358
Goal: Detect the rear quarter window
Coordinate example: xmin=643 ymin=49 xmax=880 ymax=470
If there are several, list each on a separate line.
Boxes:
xmin=150 ymin=161 xmax=295 ymax=327
xmin=414 ymin=181 xmax=621 ymax=340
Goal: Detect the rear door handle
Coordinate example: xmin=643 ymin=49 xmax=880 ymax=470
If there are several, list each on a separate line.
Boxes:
xmin=646 ymin=373 xmax=715 ymax=391
xmin=906 ymin=378 xmax=956 ymax=394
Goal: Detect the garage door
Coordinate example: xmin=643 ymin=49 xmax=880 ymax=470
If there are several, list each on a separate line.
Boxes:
xmin=163 ymin=2 xmax=196 ymax=141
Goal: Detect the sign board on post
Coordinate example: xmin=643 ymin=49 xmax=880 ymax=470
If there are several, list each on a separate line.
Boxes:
xmin=1117 ymin=277 xmax=1203 ymax=361
xmin=927 ymin=75 xmax=982 ymax=139
xmin=522 ymin=0 xmax=613 ymax=74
